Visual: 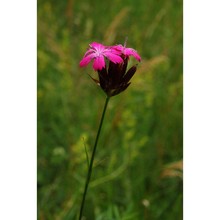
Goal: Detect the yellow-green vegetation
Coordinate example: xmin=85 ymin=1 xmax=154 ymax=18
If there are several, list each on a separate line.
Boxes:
xmin=38 ymin=0 xmax=183 ymax=219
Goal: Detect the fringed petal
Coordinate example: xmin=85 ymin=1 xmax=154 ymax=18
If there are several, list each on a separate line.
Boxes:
xmin=93 ymin=56 xmax=105 ymax=71
xmin=104 ymin=52 xmax=123 ymax=64
xmin=124 ymin=48 xmax=141 ymax=61
xmin=79 ymin=53 xmax=95 ymax=67
xmin=90 ymin=42 xmax=106 ymax=51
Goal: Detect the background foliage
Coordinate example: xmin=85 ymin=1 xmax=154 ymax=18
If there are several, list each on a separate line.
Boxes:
xmin=38 ymin=0 xmax=183 ymax=219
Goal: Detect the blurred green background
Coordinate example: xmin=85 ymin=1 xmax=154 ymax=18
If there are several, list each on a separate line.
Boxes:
xmin=37 ymin=0 xmax=183 ymax=219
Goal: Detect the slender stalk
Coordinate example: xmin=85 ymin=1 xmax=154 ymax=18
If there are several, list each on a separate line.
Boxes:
xmin=78 ymin=96 xmax=110 ymax=220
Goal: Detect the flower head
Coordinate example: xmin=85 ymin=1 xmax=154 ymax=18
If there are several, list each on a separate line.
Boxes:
xmin=79 ymin=42 xmax=123 ymax=71
xmin=80 ymin=42 xmax=141 ymax=97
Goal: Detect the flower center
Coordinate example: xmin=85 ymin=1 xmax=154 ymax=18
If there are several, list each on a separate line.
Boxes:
xmin=94 ymin=47 xmax=104 ymax=57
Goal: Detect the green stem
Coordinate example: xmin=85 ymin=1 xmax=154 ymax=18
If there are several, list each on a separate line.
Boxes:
xmin=78 ymin=96 xmax=110 ymax=220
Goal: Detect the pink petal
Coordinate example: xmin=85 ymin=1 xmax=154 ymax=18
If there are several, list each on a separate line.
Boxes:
xmin=79 ymin=53 xmax=95 ymax=67
xmin=111 ymin=45 xmax=123 ymax=52
xmin=124 ymin=48 xmax=141 ymax=61
xmin=112 ymin=45 xmax=141 ymax=62
xmin=84 ymin=48 xmax=95 ymax=57
xmin=90 ymin=42 xmax=105 ymax=51
xmin=93 ymin=56 xmax=105 ymax=70
xmin=104 ymin=51 xmax=123 ymax=63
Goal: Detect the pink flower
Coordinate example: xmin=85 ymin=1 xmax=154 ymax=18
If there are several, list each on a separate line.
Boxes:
xmin=112 ymin=44 xmax=141 ymax=62
xmin=79 ymin=42 xmax=123 ymax=71
xmin=79 ymin=41 xmax=142 ymax=97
